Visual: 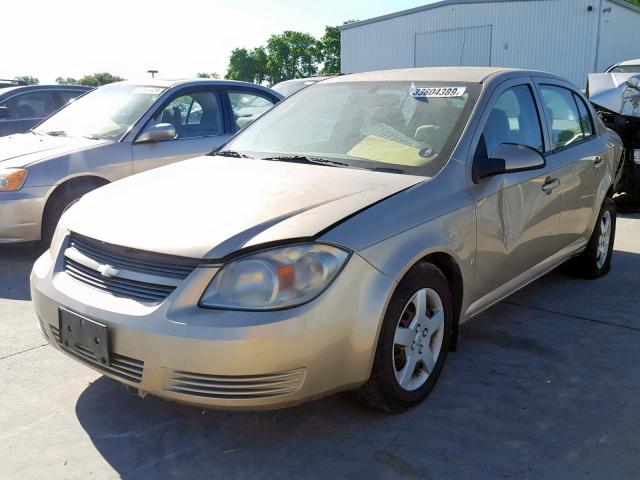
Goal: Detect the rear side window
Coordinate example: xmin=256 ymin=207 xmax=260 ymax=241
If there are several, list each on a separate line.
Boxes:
xmin=573 ymin=93 xmax=594 ymax=138
xmin=227 ymin=91 xmax=276 ymax=130
xmin=539 ymin=85 xmax=584 ymax=150
xmin=482 ymin=84 xmax=543 ymax=155
xmin=59 ymin=90 xmax=86 ymax=106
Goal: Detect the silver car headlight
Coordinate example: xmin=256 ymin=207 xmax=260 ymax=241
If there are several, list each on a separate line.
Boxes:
xmin=0 ymin=168 xmax=28 ymax=191
xmin=200 ymin=243 xmax=350 ymax=310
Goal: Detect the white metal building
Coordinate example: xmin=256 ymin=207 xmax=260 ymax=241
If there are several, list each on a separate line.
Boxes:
xmin=340 ymin=0 xmax=640 ymax=87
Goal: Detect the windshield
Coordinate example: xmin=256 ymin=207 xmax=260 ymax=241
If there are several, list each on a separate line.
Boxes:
xmin=609 ymin=65 xmax=640 ymax=73
xmin=34 ymin=85 xmax=166 ymax=140
xmin=223 ymin=81 xmax=478 ymax=176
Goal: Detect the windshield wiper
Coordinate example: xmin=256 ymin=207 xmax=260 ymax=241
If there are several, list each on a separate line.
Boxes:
xmin=261 ymin=155 xmax=351 ymax=168
xmin=82 ymin=134 xmax=103 ymax=140
xmin=215 ymin=150 xmax=254 ymax=159
xmin=45 ymin=130 xmax=69 ymax=137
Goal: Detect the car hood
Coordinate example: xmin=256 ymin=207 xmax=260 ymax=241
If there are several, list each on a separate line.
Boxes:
xmin=588 ymin=72 xmax=640 ymax=117
xmin=0 ymin=133 xmax=109 ymax=169
xmin=63 ymin=156 xmax=424 ymax=259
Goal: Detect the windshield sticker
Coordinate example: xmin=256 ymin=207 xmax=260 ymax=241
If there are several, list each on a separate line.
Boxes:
xmin=410 ymin=83 xmax=466 ymax=98
xmin=133 ymin=87 xmax=165 ymax=95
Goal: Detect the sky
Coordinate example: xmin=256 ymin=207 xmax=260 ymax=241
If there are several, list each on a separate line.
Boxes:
xmin=2 ymin=0 xmax=432 ymax=84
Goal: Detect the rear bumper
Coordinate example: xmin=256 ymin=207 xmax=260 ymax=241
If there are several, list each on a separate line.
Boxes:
xmin=0 ymin=186 xmax=49 ymax=243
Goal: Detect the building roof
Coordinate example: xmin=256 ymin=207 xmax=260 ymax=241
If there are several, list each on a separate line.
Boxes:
xmin=340 ymin=0 xmax=640 ymax=31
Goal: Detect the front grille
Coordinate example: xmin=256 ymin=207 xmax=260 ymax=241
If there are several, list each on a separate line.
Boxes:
xmin=51 ymin=325 xmax=144 ymax=383
xmin=64 ymin=257 xmax=176 ymax=303
xmin=63 ymin=233 xmax=201 ymax=304
xmin=165 ymin=369 xmax=306 ymax=400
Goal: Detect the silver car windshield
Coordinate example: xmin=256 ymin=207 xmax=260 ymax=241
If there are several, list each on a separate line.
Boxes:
xmin=224 ymin=81 xmax=479 ymax=176
xmin=34 ymin=85 xmax=167 ymax=140
xmin=609 ymin=65 xmax=640 ymax=73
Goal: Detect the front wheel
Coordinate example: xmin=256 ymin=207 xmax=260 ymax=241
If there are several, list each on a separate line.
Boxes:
xmin=357 ymin=262 xmax=452 ymax=413
xmin=566 ymin=196 xmax=616 ymax=278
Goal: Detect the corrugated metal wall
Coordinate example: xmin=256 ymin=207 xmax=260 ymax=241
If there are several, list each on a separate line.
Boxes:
xmin=341 ymin=0 xmax=640 ymax=87
xmin=598 ymin=0 xmax=640 ymax=71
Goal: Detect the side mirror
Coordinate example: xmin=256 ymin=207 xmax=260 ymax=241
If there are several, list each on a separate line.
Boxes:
xmin=474 ymin=143 xmax=545 ymax=182
xmin=135 ymin=123 xmax=176 ymax=144
xmin=0 ymin=106 xmax=11 ymax=119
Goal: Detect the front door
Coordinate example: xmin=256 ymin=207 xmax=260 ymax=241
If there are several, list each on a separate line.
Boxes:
xmin=469 ymin=80 xmax=562 ymax=304
xmin=132 ymin=88 xmax=231 ymax=174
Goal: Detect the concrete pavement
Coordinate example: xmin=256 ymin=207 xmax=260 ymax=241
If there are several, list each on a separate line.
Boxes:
xmin=1 ymin=215 xmax=639 ymax=479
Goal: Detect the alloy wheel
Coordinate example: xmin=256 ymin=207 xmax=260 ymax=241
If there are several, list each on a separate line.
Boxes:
xmin=596 ymin=210 xmax=612 ymax=269
xmin=393 ymin=288 xmax=445 ymax=391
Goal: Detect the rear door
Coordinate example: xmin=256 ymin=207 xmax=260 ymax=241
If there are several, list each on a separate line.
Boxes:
xmin=131 ymin=86 xmax=232 ymax=174
xmin=469 ymin=78 xmax=562 ymax=302
xmin=534 ymin=79 xmax=608 ymax=247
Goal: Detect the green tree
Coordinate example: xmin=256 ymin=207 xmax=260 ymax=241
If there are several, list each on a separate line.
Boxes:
xmin=55 ymin=76 xmax=78 ymax=85
xmin=319 ymin=26 xmax=341 ymax=74
xmin=265 ymin=31 xmax=321 ymax=84
xmin=626 ymin=0 xmax=640 ymax=6
xmin=77 ymin=72 xmax=124 ymax=87
xmin=14 ymin=75 xmax=39 ymax=85
xmin=196 ymin=72 xmax=220 ymax=79
xmin=226 ymin=47 xmax=267 ymax=83
xmin=319 ymin=20 xmax=357 ymax=75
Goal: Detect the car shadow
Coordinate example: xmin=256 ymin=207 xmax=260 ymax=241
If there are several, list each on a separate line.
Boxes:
xmin=0 ymin=243 xmax=44 ymax=301
xmin=73 ymin=245 xmax=640 ymax=479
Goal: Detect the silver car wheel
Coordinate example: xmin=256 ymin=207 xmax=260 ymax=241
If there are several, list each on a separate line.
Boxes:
xmin=393 ymin=288 xmax=445 ymax=392
xmin=596 ymin=210 xmax=612 ymax=269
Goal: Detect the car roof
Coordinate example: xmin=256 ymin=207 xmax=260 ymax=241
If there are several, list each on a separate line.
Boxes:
xmin=323 ymin=67 xmax=564 ymax=84
xmin=107 ymin=78 xmax=283 ymax=99
xmin=275 ymin=76 xmax=335 ymax=86
xmin=112 ymin=78 xmax=271 ymax=89
xmin=0 ymin=84 xmax=92 ymax=97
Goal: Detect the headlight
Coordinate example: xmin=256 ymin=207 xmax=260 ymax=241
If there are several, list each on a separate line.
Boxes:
xmin=0 ymin=168 xmax=28 ymax=192
xmin=200 ymin=243 xmax=350 ymax=310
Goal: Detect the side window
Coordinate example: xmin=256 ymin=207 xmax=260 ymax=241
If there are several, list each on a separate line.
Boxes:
xmin=539 ymin=85 xmax=584 ymax=150
xmin=482 ymin=84 xmax=543 ymax=156
xmin=227 ymin=91 xmax=276 ymax=129
xmin=59 ymin=90 xmax=86 ymax=106
xmin=573 ymin=93 xmax=594 ymax=138
xmin=1 ymin=91 xmax=57 ymax=119
xmin=148 ymin=90 xmax=223 ymax=139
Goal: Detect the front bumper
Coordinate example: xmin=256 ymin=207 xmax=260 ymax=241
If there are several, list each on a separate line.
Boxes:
xmin=0 ymin=186 xmax=50 ymax=243
xmin=30 ymin=246 xmax=395 ymax=410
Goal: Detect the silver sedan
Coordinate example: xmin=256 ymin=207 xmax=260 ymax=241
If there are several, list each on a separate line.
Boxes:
xmin=0 ymin=79 xmax=282 ymax=244
xmin=31 ymin=67 xmax=623 ymax=412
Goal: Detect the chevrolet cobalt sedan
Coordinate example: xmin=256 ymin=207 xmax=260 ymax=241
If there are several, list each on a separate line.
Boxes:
xmin=31 ymin=68 xmax=622 ymax=412
xmin=0 ymin=79 xmax=281 ymax=244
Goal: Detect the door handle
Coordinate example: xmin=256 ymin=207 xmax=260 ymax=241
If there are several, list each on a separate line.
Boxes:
xmin=541 ymin=177 xmax=560 ymax=194
xmin=593 ymin=156 xmax=604 ymax=170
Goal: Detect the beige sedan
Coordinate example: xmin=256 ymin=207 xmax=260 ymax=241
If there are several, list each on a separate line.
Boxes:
xmin=31 ymin=67 xmax=623 ymax=412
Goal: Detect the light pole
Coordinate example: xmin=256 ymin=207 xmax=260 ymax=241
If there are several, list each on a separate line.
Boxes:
xmin=147 ymin=69 xmax=158 ymax=78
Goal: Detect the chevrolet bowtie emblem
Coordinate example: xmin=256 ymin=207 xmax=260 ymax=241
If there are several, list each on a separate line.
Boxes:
xmin=98 ymin=264 xmax=120 ymax=278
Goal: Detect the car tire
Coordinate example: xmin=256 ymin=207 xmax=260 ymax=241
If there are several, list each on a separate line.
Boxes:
xmin=357 ymin=262 xmax=453 ymax=413
xmin=41 ymin=183 xmax=98 ymax=246
xmin=566 ymin=196 xmax=617 ymax=279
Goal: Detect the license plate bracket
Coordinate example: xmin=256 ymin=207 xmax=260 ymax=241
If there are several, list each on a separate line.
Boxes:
xmin=58 ymin=309 xmax=110 ymax=366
